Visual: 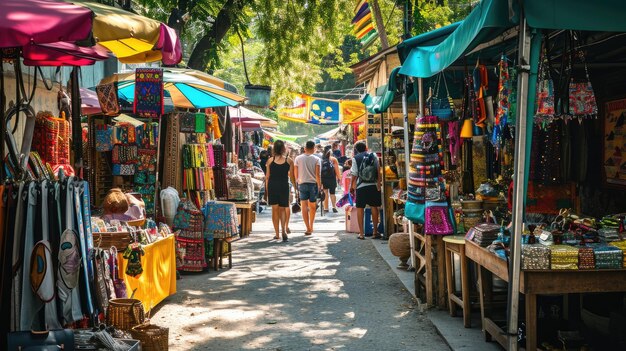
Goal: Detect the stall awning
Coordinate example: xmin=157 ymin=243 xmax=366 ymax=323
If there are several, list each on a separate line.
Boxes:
xmin=525 ymin=0 xmax=626 ymax=32
xmin=229 ymin=106 xmax=278 ymax=128
xmin=399 ymin=0 xmax=515 ymax=78
xmin=397 ymin=22 xmax=461 ymax=63
xmin=362 ymin=66 xmax=401 ymax=114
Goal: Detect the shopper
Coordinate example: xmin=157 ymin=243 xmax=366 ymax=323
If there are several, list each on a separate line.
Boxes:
xmin=265 ymin=140 xmax=295 ymax=242
xmin=350 ymin=141 xmax=382 ymax=240
xmin=294 ymin=140 xmax=322 ymax=236
xmin=341 ymin=159 xmax=353 ymax=196
xmin=321 ymin=149 xmax=341 ymax=213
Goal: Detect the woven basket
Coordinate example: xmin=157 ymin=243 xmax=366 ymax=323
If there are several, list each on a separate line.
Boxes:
xmin=95 ymin=232 xmax=132 ymax=251
xmin=107 ymin=298 xmax=145 ymax=330
xmin=131 ymin=324 xmax=169 ymax=351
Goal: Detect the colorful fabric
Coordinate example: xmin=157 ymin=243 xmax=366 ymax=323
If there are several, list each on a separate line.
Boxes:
xmin=134 ymin=68 xmax=164 ymax=118
xmin=203 ymin=201 xmax=239 ymax=239
xmin=493 ymin=55 xmax=510 ymax=150
xmin=95 ymin=125 xmax=113 ymax=151
xmin=96 ymin=82 xmax=120 ymax=116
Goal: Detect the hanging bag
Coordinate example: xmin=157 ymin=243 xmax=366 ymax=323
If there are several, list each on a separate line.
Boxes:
xmin=535 ymin=46 xmax=555 ymax=118
xmin=430 ymin=73 xmax=455 ymax=121
xmin=424 ymin=200 xmax=455 ymax=235
xmin=568 ymin=50 xmax=597 ymax=117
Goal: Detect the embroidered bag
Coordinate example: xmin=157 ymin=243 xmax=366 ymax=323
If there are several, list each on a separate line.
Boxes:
xmin=424 ymin=201 xmax=454 ymax=235
xmin=180 ymin=113 xmax=195 ymax=133
xmin=568 ymin=49 xmax=597 ymax=117
xmin=95 ymin=126 xmax=113 ymax=151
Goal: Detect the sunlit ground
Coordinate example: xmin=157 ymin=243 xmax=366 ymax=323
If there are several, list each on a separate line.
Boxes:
xmin=152 ymin=207 xmax=448 ymax=351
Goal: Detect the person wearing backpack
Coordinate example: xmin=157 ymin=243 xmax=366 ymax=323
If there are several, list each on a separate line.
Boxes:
xmin=321 ymin=149 xmax=341 ymax=213
xmin=350 ymin=141 xmax=382 ymax=240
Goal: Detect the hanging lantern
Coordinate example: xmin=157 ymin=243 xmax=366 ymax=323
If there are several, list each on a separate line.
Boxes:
xmin=244 ymin=84 xmax=272 ymax=108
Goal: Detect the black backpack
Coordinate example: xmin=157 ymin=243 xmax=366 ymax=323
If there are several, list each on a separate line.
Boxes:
xmin=321 ymin=158 xmax=334 ymax=178
xmin=358 ymin=153 xmax=378 ymax=183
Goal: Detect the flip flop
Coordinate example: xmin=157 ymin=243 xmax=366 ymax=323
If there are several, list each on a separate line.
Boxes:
xmin=357 ymin=236 xmax=365 ymax=240
xmin=304 ymin=232 xmax=312 ymax=236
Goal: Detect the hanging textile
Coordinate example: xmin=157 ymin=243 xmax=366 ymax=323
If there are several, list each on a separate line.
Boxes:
xmin=134 ymin=68 xmax=164 ymax=118
xmin=173 ymin=198 xmax=206 ymax=272
xmin=203 ymin=201 xmax=238 ymax=240
xmin=492 ymin=55 xmax=510 ymax=151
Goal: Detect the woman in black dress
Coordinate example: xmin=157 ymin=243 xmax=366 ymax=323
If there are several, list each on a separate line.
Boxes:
xmin=265 ymin=140 xmax=295 ymax=241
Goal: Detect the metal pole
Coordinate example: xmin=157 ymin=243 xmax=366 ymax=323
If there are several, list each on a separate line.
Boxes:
xmin=401 ymin=77 xmax=415 ymax=269
xmin=507 ymin=17 xmax=531 ymax=351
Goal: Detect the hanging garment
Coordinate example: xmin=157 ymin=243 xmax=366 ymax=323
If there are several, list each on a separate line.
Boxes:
xmin=20 ymin=182 xmax=43 ymax=331
xmin=11 ymin=182 xmax=27 ymax=331
xmin=472 ymin=64 xmax=488 ymax=130
xmin=493 ymin=55 xmax=510 ymax=152
xmin=39 ymin=180 xmax=62 ymax=329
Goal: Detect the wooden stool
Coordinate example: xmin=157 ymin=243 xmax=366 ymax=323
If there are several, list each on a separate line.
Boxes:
xmin=443 ymin=235 xmax=471 ymax=327
xmin=212 ymin=238 xmax=233 ymax=271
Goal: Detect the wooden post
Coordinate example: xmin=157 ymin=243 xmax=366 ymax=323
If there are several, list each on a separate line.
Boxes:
xmin=370 ymin=0 xmax=389 ymax=49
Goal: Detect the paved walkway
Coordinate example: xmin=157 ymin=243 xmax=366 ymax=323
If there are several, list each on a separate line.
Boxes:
xmin=153 ymin=207 xmax=450 ymax=351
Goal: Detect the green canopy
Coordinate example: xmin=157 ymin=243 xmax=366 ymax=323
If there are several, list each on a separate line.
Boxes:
xmin=362 ymin=66 xmax=402 ymax=114
xmin=397 ymin=22 xmax=461 ymax=63
xmin=525 ymin=0 xmax=626 ymax=32
xmin=399 ymin=0 xmax=514 ymax=78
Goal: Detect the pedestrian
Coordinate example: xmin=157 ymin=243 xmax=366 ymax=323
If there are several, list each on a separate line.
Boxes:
xmin=350 ymin=141 xmax=382 ymax=240
xmin=259 ymin=149 xmax=269 ymax=174
xmin=341 ymin=159 xmax=353 ymax=195
xmin=294 ymin=140 xmax=322 ymax=236
xmin=321 ymin=149 xmax=341 ymax=213
xmin=265 ymin=140 xmax=295 ymax=242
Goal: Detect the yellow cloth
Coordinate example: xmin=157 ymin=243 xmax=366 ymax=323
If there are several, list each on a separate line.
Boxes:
xmin=212 ymin=113 xmax=222 ymax=139
xmin=118 ymin=235 xmax=176 ymax=311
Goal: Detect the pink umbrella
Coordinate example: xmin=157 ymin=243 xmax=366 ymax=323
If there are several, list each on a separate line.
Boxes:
xmin=22 ymin=42 xmax=110 ymax=66
xmin=0 ymin=0 xmax=93 ymax=48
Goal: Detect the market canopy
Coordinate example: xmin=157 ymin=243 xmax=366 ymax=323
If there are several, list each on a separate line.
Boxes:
xmin=263 ymin=130 xmax=305 ymax=143
xmin=0 ymin=0 xmax=93 ymax=48
xmin=101 ymin=69 xmax=244 ymax=109
xmin=399 ymin=0 xmax=514 ymax=78
xmin=229 ymin=106 xmax=278 ymax=128
xmin=316 ymin=127 xmax=340 ymax=140
xmin=72 ymin=1 xmax=182 ymax=65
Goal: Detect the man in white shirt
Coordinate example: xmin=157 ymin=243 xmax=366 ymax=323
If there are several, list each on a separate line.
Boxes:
xmin=294 ymin=140 xmax=322 ymax=236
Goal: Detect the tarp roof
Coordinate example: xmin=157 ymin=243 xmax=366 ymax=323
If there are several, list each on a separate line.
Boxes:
xmin=399 ymin=0 xmax=626 ymax=79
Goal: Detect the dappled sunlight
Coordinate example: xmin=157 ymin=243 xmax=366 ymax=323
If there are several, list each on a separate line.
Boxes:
xmin=152 ymin=208 xmax=447 ymax=351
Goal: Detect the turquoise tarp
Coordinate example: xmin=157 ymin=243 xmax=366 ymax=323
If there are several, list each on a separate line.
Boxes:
xmin=399 ymin=0 xmax=514 ymax=78
xmin=525 ymin=0 xmax=626 ymax=32
xmin=397 ymin=22 xmax=461 ymax=62
xmin=362 ymin=66 xmax=401 ymax=114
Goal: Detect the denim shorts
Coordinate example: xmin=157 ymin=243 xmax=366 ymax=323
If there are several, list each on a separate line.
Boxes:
xmin=298 ymin=183 xmax=319 ymax=202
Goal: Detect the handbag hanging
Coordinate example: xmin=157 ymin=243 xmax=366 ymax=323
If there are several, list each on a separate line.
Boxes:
xmin=424 ymin=201 xmax=455 ymax=235
xmin=535 ymin=46 xmax=555 ymax=120
xmin=568 ymin=50 xmax=597 ymax=117
xmin=429 ymin=72 xmax=455 ymax=121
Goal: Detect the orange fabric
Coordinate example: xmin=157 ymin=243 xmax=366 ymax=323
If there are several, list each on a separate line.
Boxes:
xmin=118 ymin=235 xmax=176 ymax=311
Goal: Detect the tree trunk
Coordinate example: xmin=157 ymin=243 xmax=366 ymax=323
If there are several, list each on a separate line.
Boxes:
xmin=187 ymin=0 xmax=247 ymax=71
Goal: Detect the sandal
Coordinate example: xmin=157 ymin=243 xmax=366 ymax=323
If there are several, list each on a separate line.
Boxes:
xmin=282 ymin=231 xmax=288 ymax=242
xmin=357 ymin=236 xmax=365 ymax=240
xmin=373 ymin=233 xmax=382 ymax=239
xmin=286 ymin=228 xmax=291 ymax=234
xmin=273 ymin=236 xmax=280 ymax=240
xmin=304 ymin=232 xmax=312 ymax=236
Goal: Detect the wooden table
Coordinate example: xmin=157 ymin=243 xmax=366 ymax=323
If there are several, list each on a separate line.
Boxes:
xmin=412 ymin=231 xmax=447 ymax=308
xmin=465 ymin=239 xmax=626 ymax=351
xmin=232 ymin=200 xmax=255 ymax=237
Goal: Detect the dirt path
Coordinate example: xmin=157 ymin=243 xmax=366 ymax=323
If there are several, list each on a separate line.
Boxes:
xmin=152 ymin=208 xmax=450 ymax=351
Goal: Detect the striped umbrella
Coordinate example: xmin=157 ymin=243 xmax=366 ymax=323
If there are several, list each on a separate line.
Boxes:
xmin=101 ymin=70 xmax=245 ymax=109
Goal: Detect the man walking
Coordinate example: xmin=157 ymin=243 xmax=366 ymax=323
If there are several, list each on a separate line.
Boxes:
xmin=350 ymin=141 xmax=382 ymax=240
xmin=294 ymin=140 xmax=322 ymax=236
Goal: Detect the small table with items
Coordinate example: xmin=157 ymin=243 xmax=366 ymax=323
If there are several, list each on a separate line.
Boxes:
xmin=465 ymin=239 xmax=626 ymax=351
xmin=117 ymin=235 xmax=177 ymax=311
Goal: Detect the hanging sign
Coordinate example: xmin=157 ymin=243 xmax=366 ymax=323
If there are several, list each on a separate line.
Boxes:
xmin=134 ymin=68 xmax=164 ymax=118
xmin=278 ymin=94 xmax=309 ymax=123
xmin=309 ymin=98 xmax=341 ymax=125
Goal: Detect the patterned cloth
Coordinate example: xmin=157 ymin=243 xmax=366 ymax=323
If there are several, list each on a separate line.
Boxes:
xmin=134 ymin=68 xmax=164 ymax=118
xmin=203 ymin=201 xmax=239 ymax=239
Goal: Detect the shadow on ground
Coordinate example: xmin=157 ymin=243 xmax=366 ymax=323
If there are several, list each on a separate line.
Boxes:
xmin=153 ymin=208 xmax=449 ymax=351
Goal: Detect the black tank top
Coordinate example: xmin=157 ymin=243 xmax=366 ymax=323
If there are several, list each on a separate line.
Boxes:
xmin=269 ymin=157 xmax=290 ymax=183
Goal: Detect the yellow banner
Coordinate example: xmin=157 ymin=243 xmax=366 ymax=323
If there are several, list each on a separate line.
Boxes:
xmin=340 ymin=100 xmax=366 ymax=123
xmin=277 ymin=94 xmax=309 ymax=123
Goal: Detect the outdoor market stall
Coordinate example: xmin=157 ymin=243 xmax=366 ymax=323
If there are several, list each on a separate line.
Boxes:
xmin=392 ymin=0 xmax=626 ymax=350
xmin=0 ymin=1 xmax=185 ymax=349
